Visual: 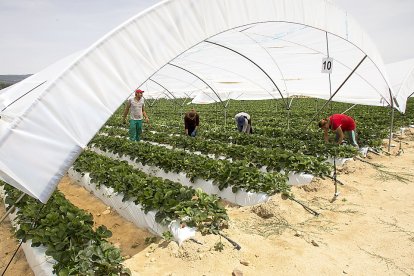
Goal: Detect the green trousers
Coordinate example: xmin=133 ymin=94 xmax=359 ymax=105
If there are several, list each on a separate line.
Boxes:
xmin=129 ymin=119 xmax=143 ymax=141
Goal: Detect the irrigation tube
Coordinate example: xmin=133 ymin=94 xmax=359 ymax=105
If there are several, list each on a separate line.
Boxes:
xmin=288 ymin=196 xmax=320 ymax=216
xmin=219 ymin=232 xmax=241 ymax=250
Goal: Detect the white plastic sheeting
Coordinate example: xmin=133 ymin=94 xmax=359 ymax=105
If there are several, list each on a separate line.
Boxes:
xmin=91 ymin=147 xmax=270 ymax=206
xmin=67 ymin=168 xmax=196 ymax=245
xmin=156 ymin=22 xmax=393 ymax=108
xmin=386 ymin=58 xmax=414 ymax=112
xmin=0 ymin=0 xmax=396 ymax=203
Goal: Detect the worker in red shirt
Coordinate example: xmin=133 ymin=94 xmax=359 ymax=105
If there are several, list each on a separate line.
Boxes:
xmin=318 ymin=114 xmax=359 ymax=147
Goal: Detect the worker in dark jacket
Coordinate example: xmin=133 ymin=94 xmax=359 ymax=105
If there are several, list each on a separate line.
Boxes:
xmin=184 ymin=108 xmax=199 ymax=137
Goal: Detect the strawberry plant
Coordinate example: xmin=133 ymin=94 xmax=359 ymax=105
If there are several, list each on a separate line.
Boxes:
xmin=1 ymin=182 xmax=130 ymax=275
xmin=73 ymin=150 xmax=228 ymax=234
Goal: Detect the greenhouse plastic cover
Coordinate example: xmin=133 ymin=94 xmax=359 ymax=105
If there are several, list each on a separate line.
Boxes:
xmin=0 ymin=0 xmax=400 ymax=203
xmin=386 ymin=58 xmax=414 ymax=111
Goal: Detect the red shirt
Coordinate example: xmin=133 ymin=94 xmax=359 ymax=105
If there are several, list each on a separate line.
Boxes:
xmin=329 ymin=114 xmax=356 ymax=131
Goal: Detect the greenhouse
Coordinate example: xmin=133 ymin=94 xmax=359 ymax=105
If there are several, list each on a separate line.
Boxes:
xmin=1 ymin=1 xmax=414 ymax=274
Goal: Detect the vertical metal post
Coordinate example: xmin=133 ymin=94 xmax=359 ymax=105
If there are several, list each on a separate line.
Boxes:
xmin=388 ymin=100 xmax=395 ymax=152
xmin=287 ymin=108 xmax=290 ymax=130
xmin=287 ymin=97 xmax=294 ymax=130
xmin=224 ymin=109 xmax=227 ymax=129
xmin=224 ymin=99 xmax=231 ymax=130
xmin=215 ymin=103 xmax=218 ymax=126
xmin=326 ymin=32 xmax=339 ymax=199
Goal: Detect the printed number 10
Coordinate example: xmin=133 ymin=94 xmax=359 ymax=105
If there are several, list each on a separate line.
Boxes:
xmin=323 ymin=60 xmax=332 ymax=70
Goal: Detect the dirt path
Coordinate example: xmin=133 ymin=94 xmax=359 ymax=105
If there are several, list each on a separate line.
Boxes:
xmin=58 ymin=177 xmax=155 ymax=258
xmin=0 ymin=203 xmax=34 ymax=276
xmin=123 ymin=129 xmax=414 ymax=275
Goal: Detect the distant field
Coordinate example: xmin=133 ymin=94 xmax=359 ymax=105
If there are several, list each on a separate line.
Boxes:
xmin=0 ymin=74 xmax=31 ymax=85
xmin=0 ymin=74 xmax=31 ymax=89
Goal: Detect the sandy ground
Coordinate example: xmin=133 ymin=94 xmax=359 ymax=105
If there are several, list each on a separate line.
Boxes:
xmin=1 ymin=129 xmax=414 ymax=275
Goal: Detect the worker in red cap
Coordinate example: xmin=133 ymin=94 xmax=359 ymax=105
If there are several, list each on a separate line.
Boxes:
xmin=122 ymin=89 xmax=149 ymax=141
xmin=318 ymin=114 xmax=358 ymax=147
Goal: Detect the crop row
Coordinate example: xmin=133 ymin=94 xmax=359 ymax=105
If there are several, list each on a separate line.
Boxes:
xmin=1 ymin=182 xmax=129 ymax=275
xmin=73 ymin=150 xmax=228 ymax=234
xmin=89 ymin=135 xmax=290 ymax=195
xmin=100 ymin=126 xmax=333 ymax=177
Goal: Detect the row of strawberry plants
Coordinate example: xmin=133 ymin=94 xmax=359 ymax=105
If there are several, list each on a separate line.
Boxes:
xmin=106 ymin=120 xmax=356 ymax=158
xmin=199 ymin=130 xmax=358 ymax=158
xmin=1 ymin=182 xmax=130 ymax=275
xmin=89 ymin=135 xmax=290 ymax=195
xmin=141 ymin=98 xmax=414 ymax=147
xmin=73 ymin=150 xmax=228 ymax=234
xmin=100 ymin=126 xmax=333 ymax=177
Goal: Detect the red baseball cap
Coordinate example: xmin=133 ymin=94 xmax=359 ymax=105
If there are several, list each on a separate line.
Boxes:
xmin=135 ymin=89 xmax=144 ymax=94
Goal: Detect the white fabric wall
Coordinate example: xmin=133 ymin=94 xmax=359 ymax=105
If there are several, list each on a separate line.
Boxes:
xmin=386 ymin=58 xmax=414 ymax=112
xmin=0 ymin=0 xmax=393 ymax=202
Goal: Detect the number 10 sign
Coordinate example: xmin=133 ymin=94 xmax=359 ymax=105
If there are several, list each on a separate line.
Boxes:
xmin=321 ymin=57 xmax=333 ymax=73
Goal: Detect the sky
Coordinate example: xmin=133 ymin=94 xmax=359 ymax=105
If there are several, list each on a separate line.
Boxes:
xmin=0 ymin=0 xmax=413 ymax=74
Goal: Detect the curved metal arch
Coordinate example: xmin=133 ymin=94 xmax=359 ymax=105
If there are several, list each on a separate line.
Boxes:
xmin=149 ymin=78 xmax=198 ymax=108
xmin=245 ymin=28 xmax=386 ymax=105
xmin=1 ymin=81 xmax=47 ymax=112
xmin=238 ymin=28 xmax=289 ymax=96
xmin=175 ymin=57 xmax=276 ymax=99
xmin=149 ymin=78 xmax=177 ymax=100
xmin=154 ymin=72 xmax=208 ymax=96
xmin=168 ymin=62 xmax=225 ymax=106
xmin=234 ymin=21 xmax=393 ymax=107
xmin=204 ymin=40 xmax=288 ymax=109
xmin=132 ymin=20 xmax=394 ymax=111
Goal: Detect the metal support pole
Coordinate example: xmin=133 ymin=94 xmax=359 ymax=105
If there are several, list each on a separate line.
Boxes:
xmin=224 ymin=109 xmax=227 ymax=129
xmin=341 ymin=104 xmax=358 ymax=114
xmin=303 ymin=55 xmax=367 ymax=131
xmin=215 ymin=103 xmax=218 ymax=126
xmin=0 ymin=193 xmax=25 ymax=224
xmin=388 ymin=101 xmax=395 ymax=152
xmin=287 ymin=108 xmax=290 ymax=130
xmin=287 ymin=97 xmax=294 ymax=130
xmin=224 ymin=99 xmax=231 ymax=129
xmin=325 ymin=32 xmax=339 ymax=199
